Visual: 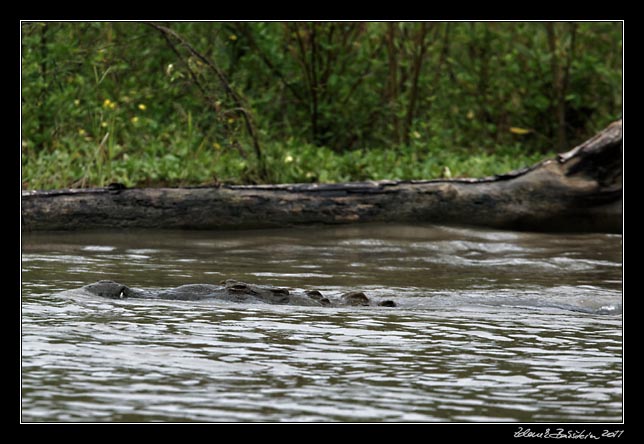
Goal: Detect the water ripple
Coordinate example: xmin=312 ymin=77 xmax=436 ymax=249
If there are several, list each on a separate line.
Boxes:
xmin=21 ymin=225 xmax=622 ymax=422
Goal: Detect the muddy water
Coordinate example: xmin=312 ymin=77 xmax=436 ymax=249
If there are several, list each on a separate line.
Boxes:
xmin=21 ymin=224 xmax=622 ymax=422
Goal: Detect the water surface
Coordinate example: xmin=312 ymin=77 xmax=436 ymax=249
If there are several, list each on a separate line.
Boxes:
xmin=21 ymin=224 xmax=622 ymax=422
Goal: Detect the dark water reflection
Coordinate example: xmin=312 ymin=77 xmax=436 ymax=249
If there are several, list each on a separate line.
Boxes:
xmin=21 ymin=224 xmax=622 ymax=422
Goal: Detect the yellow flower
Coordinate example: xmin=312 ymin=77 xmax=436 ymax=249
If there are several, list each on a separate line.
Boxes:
xmin=78 ymin=128 xmax=86 ymax=136
xmin=138 ymin=104 xmax=146 ymax=111
xmin=227 ymin=118 xmax=235 ymax=124
xmin=412 ymin=131 xmax=421 ymax=139
xmin=101 ymin=121 xmax=108 ymax=128
xmin=284 ymin=155 xmax=294 ymax=163
xmin=103 ymin=99 xmax=112 ymax=108
xmin=466 ymin=110 xmax=475 ymax=120
xmin=212 ymin=142 xmax=222 ymax=150
xmin=131 ymin=116 xmax=139 ymax=124
xmin=74 ymin=99 xmax=80 ymax=106
xmin=229 ymin=34 xmax=238 ymax=41
xmin=509 ymin=127 xmax=532 ymax=135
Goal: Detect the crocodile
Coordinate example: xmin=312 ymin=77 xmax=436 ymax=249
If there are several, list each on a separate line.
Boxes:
xmin=80 ymin=280 xmax=397 ymax=307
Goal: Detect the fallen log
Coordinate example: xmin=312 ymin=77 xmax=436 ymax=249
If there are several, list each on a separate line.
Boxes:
xmin=21 ymin=120 xmax=622 ymax=233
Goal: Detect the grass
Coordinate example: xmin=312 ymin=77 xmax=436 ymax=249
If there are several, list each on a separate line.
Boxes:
xmin=21 ymin=135 xmax=553 ymax=190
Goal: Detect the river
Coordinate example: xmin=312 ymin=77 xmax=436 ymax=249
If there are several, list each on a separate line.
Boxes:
xmin=21 ymin=224 xmax=622 ymax=422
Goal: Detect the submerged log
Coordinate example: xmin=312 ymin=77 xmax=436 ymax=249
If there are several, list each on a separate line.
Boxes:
xmin=21 ymin=120 xmax=622 ymax=233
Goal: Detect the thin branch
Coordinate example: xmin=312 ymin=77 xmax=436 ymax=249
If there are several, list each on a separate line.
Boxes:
xmin=404 ymin=22 xmax=430 ymax=146
xmin=233 ymin=23 xmax=305 ymax=104
xmin=309 ymin=23 xmax=319 ymax=142
xmin=385 ymin=22 xmax=401 ymax=144
xmin=146 ymin=22 xmax=264 ymax=167
xmin=427 ymin=22 xmax=451 ymax=114
xmin=562 ymin=22 xmax=578 ymax=107
xmin=158 ymin=29 xmax=210 ymax=101
xmin=291 ymin=23 xmax=313 ymax=96
xmin=338 ymin=46 xmax=384 ymax=106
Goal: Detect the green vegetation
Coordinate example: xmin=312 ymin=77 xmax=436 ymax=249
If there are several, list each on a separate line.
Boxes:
xmin=21 ymin=22 xmax=622 ymax=190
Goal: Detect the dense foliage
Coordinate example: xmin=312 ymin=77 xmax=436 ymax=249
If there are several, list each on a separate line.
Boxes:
xmin=21 ymin=22 xmax=622 ymax=189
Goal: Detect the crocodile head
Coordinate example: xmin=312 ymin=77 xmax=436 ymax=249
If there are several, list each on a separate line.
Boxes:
xmin=83 ymin=280 xmax=131 ymax=299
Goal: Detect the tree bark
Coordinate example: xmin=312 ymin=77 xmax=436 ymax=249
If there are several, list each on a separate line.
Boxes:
xmin=21 ymin=120 xmax=622 ymax=233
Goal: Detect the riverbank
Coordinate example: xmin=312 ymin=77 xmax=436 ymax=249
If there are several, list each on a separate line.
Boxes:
xmin=21 ymin=141 xmax=551 ymax=190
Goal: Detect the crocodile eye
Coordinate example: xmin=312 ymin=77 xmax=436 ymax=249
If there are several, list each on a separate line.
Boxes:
xmin=229 ymin=284 xmax=249 ymax=292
